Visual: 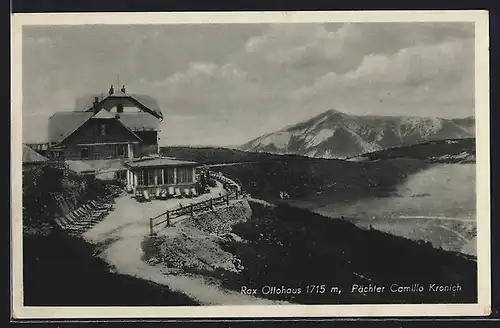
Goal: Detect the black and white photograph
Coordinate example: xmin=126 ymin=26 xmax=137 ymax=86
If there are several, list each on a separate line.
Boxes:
xmin=11 ymin=11 xmax=491 ymax=318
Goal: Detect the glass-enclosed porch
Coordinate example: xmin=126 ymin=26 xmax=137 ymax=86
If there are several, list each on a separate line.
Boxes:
xmin=125 ymin=157 xmax=199 ymax=197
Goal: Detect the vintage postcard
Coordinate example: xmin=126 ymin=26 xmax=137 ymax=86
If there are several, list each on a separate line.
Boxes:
xmin=11 ymin=11 xmax=491 ymax=319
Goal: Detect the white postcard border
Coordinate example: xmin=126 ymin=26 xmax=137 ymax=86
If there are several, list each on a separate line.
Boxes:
xmin=11 ymin=10 xmax=491 ymax=319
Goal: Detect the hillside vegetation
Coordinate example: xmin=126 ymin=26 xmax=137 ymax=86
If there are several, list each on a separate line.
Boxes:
xmin=353 ymin=138 xmax=475 ymax=162
xmin=161 ymin=146 xmax=294 ymax=164
xmin=221 ymin=202 xmax=477 ymax=304
xmin=218 ymin=157 xmax=430 ymax=202
xmin=22 ymin=163 xmax=87 ymax=235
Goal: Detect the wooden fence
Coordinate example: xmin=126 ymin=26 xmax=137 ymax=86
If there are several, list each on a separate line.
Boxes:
xmin=149 ymin=190 xmax=241 ymax=236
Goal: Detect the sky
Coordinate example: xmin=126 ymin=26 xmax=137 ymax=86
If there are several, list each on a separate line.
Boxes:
xmin=21 ymin=22 xmax=475 ymax=146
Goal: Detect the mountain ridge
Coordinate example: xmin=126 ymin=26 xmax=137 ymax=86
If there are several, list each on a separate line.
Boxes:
xmin=240 ymin=109 xmax=475 ymax=159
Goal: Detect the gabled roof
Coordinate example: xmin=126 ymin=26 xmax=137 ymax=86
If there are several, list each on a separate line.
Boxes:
xmin=49 ymin=108 xmax=161 ymax=145
xmin=59 ymin=114 xmax=144 ymax=146
xmin=49 ymin=89 xmax=163 ymax=144
xmin=76 ymin=93 xmax=163 ymax=119
xmin=49 ymin=111 xmax=94 ymax=144
xmin=23 ymin=145 xmax=49 ymax=164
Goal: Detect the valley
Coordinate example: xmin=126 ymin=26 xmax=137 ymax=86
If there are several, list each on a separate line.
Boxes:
xmin=286 ymin=163 xmax=476 ymax=256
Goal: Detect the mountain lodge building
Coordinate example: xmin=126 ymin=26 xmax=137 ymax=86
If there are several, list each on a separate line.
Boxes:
xmin=48 ymin=84 xmax=163 ymax=160
xmin=45 ymin=85 xmax=199 ymax=194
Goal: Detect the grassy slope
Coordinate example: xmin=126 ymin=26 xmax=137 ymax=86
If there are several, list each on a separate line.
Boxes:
xmin=222 ymin=202 xmax=477 ymax=304
xmin=161 ymin=146 xmax=299 ymax=164
xmin=218 ymin=157 xmax=430 ymax=202
xmin=354 ymin=138 xmax=475 ymax=162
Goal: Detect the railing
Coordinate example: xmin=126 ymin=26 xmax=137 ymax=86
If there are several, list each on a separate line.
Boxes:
xmin=149 ymin=190 xmax=241 ymax=236
xmin=210 ymin=171 xmax=241 ymax=192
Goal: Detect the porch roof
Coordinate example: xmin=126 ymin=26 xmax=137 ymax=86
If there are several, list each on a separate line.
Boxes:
xmin=125 ymin=157 xmax=198 ymax=169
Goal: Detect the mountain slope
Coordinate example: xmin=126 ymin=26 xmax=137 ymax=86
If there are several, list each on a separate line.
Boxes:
xmin=241 ymin=109 xmax=475 ymax=158
xmin=350 ymin=138 xmax=476 ymax=163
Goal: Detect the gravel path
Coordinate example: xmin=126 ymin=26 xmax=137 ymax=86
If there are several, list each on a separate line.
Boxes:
xmin=83 ymin=183 xmax=285 ymax=305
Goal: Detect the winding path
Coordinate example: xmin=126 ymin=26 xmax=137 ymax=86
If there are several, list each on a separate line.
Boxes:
xmin=83 ymin=183 xmax=286 ymax=306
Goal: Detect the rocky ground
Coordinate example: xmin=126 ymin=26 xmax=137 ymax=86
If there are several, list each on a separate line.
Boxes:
xmin=143 ymin=200 xmax=252 ymax=277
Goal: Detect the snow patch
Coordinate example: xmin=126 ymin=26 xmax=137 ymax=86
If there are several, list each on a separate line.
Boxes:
xmin=400 ymin=117 xmax=443 ymax=136
xmin=430 ymin=151 xmax=470 ymax=161
xmin=252 ymin=132 xmax=292 ymax=149
xmin=303 ymin=128 xmax=336 ymax=148
xmin=310 ymin=114 xmax=330 ymax=130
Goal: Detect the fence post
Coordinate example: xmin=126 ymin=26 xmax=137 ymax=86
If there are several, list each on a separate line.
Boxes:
xmin=210 ymin=198 xmax=213 ymax=209
xmin=190 ymin=204 xmax=194 ymax=218
xmin=149 ymin=217 xmax=153 ymax=236
xmin=226 ymin=194 xmax=229 ymax=205
xmin=166 ymin=211 xmax=170 ymax=227
xmin=236 ymin=189 xmax=239 ymax=199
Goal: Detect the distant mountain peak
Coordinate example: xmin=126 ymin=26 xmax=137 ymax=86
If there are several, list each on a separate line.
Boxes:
xmin=241 ymin=110 xmax=475 ymax=159
xmin=324 ymin=108 xmax=345 ymax=115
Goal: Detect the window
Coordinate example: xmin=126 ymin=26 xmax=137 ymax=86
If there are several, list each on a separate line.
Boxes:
xmin=81 ymin=148 xmax=89 ymax=159
xmin=176 ymin=167 xmax=193 ymax=184
xmin=165 ymin=168 xmax=175 ymax=184
xmin=137 ymin=170 xmax=144 ymax=186
xmin=158 ymin=168 xmax=164 ymax=184
xmin=145 ymin=169 xmax=156 ymax=186
xmin=99 ymin=123 xmax=107 ymax=136
xmin=115 ymin=144 xmax=127 ymax=157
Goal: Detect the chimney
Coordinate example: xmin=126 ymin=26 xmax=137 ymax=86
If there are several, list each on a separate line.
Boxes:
xmin=121 ymin=85 xmax=126 ymax=93
xmin=93 ymin=96 xmax=100 ymax=114
xmin=109 ymin=84 xmax=114 ymax=95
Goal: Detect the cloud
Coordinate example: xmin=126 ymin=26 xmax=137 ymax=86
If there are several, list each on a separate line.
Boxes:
xmin=149 ymin=62 xmax=249 ymax=88
xmin=298 ymin=36 xmax=472 ymax=91
xmin=238 ymin=22 xmax=473 ymax=77
xmin=293 ymin=36 xmax=474 ymax=118
xmin=22 ymin=23 xmax=475 ymax=145
xmin=345 ymin=38 xmax=473 ymax=85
